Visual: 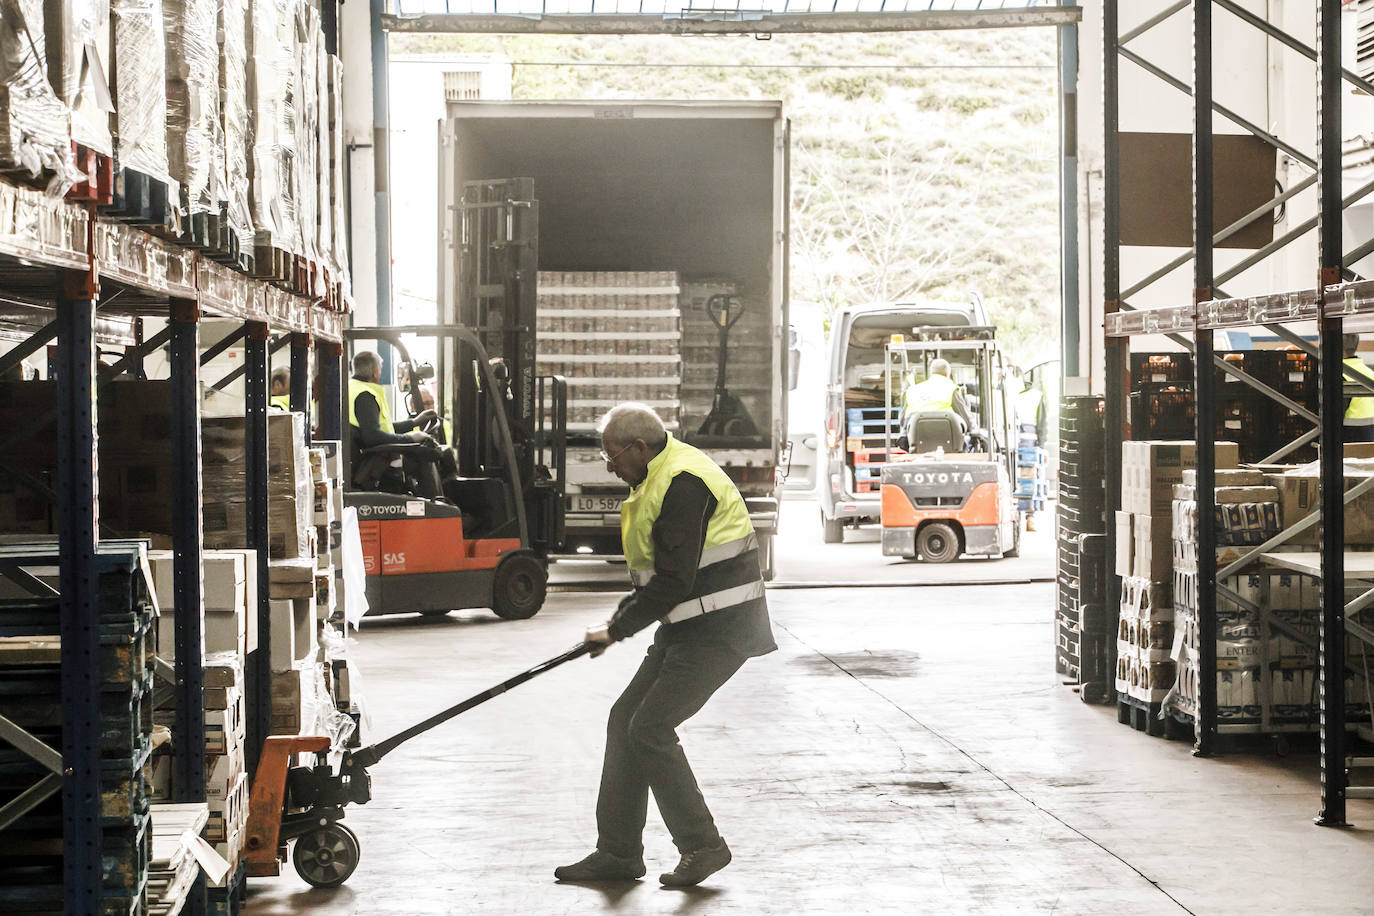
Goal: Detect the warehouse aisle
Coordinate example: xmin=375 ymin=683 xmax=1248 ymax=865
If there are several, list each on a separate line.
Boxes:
xmin=247 ymin=582 xmax=1374 ymax=915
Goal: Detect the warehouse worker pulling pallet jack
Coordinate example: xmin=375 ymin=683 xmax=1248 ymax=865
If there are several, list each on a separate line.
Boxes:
xmin=244 ymin=405 xmax=773 ymax=889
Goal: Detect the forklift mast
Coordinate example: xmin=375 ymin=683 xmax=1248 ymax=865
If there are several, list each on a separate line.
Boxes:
xmin=455 ymin=178 xmax=539 ymax=486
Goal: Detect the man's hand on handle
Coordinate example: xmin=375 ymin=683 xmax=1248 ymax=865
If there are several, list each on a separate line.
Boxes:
xmin=584 ymin=622 xmax=613 ymax=658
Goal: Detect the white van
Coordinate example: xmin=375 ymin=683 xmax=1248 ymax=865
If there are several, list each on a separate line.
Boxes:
xmin=819 ymin=297 xmax=989 ymax=542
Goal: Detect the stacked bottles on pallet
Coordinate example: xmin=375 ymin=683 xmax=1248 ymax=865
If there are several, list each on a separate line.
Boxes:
xmin=1056 ymin=396 xmax=1109 ymax=702
xmin=1128 ymin=352 xmax=1318 ymax=464
xmin=0 ymin=542 xmax=157 ymax=915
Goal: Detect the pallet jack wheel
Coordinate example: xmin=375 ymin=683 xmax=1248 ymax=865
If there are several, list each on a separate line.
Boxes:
xmin=916 ymin=522 xmax=961 ymax=563
xmin=293 ymin=822 xmax=360 ymax=888
xmin=492 ymin=550 xmax=547 ymax=620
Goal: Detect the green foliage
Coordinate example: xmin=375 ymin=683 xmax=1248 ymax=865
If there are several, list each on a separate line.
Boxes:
xmin=389 ymin=29 xmax=1061 ymax=366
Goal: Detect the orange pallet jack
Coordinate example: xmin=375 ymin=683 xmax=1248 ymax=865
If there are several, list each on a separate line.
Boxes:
xmin=242 ymin=642 xmax=592 ymax=887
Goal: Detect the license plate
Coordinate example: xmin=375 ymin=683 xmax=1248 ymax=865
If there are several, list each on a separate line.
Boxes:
xmin=572 ymin=495 xmax=625 ymax=513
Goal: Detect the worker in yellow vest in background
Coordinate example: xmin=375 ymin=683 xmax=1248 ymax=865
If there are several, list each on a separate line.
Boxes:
xmin=269 ymin=367 xmax=291 ymax=410
xmin=1345 ymin=334 xmax=1374 ymax=443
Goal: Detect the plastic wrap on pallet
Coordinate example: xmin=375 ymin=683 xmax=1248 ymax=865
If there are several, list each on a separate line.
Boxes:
xmin=43 ymin=0 xmax=113 ymax=156
xmin=0 ymin=0 xmax=75 ymax=192
xmin=111 ymin=0 xmax=172 ymax=183
xmin=248 ymin=0 xmax=299 ymax=252
xmin=163 ymin=0 xmax=218 ymax=214
xmin=219 ymin=0 xmax=253 ymax=247
xmin=314 ymin=37 xmax=330 ymax=274
xmin=293 ymin=1 xmax=319 ymax=265
xmin=327 ymin=51 xmax=349 ymax=294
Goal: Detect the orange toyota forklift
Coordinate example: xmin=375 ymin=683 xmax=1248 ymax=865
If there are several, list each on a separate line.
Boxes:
xmin=879 ymin=326 xmax=1019 ymax=562
xmin=342 ymin=324 xmax=566 ymax=619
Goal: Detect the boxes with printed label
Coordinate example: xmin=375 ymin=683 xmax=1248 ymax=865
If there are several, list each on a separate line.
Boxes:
xmin=1120 ymin=441 xmax=1239 ymax=516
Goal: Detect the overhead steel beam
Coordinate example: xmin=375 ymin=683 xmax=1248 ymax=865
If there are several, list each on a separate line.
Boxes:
xmin=381 ymin=8 xmax=1083 ymax=35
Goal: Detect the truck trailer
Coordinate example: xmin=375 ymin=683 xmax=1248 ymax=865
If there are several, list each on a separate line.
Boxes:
xmin=437 ymin=100 xmax=790 ymax=578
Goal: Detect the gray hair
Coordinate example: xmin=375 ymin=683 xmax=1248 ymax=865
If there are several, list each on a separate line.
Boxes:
xmin=353 ymin=351 xmax=381 ymax=379
xmin=599 ymin=403 xmax=667 ymax=449
xmin=929 ymin=358 xmax=952 ymax=377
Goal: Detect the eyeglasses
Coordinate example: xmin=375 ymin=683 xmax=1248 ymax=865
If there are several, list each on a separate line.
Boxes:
xmin=600 ymin=442 xmax=634 ymax=466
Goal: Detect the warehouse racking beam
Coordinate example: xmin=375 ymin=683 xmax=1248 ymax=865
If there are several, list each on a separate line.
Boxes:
xmin=1316 ymin=0 xmax=1346 ymax=828
xmin=244 ymin=323 xmax=272 ymax=780
xmin=55 ymin=278 xmax=103 ymax=913
xmin=1192 ymin=0 xmax=1217 ymax=756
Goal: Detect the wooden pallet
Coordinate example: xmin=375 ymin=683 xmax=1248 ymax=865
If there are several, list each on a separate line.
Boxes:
xmin=67 ymin=143 xmax=115 ymax=206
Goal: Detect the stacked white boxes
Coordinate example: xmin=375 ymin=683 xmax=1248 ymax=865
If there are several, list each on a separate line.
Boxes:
xmin=201 ymin=412 xmax=313 ymax=560
xmin=148 ymin=549 xmax=256 ymax=662
xmin=310 ymin=442 xmax=344 ymax=622
xmin=1115 ymin=441 xmax=1239 ymax=707
xmin=535 ymin=271 xmax=683 ymax=433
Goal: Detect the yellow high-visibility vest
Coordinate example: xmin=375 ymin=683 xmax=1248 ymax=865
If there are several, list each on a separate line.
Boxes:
xmin=621 ymin=433 xmax=762 ymax=624
xmin=1346 ymin=357 xmax=1374 ymax=424
xmin=347 ymin=378 xmax=393 ymax=434
xmin=269 ymin=395 xmax=291 ymax=411
xmin=904 ymin=374 xmax=958 ymax=413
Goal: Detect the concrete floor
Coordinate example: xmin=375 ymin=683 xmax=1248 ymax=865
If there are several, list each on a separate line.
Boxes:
xmin=248 ymin=500 xmax=1374 ymax=914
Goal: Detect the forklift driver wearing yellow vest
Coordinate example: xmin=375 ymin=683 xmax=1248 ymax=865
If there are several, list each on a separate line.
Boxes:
xmin=348 ymin=350 xmax=442 ymax=494
xmin=1345 ymin=334 xmax=1374 ymax=443
xmin=900 ymin=358 xmax=974 ymax=434
xmin=559 ymin=404 xmax=775 ymax=888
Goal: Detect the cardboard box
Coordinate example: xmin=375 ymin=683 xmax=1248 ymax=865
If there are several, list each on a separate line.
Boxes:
xmin=270 ymin=664 xmax=314 ymax=736
xmin=269 ymin=597 xmax=316 ymax=671
xmin=1114 ymin=511 xmax=1134 ymax=577
xmin=1267 ymin=469 xmax=1374 ymax=546
xmin=203 ymin=553 xmax=247 ymax=614
xmin=1121 ymin=441 xmax=1240 ymax=516
xmin=1132 ymin=514 xmax=1172 ymax=582
xmin=205 ymin=608 xmax=246 ymax=659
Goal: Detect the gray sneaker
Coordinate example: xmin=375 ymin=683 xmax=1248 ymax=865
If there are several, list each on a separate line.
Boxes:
xmin=659 ymin=840 xmax=732 ymax=887
xmin=554 ymin=850 xmax=646 ymax=882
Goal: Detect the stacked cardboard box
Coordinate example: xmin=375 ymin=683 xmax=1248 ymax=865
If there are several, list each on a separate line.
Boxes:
xmin=150 ymin=652 xmax=248 ymax=867
xmin=535 ymin=271 xmax=683 ymax=433
xmin=110 ymin=0 xmax=171 ymax=183
xmin=310 ymin=442 xmax=344 ymax=622
xmin=147 ymin=549 xmax=257 ymax=662
xmin=164 ymin=0 xmax=220 ymax=215
xmin=1115 ymin=441 xmax=1239 ymax=711
xmin=202 ymin=411 xmax=313 ymax=560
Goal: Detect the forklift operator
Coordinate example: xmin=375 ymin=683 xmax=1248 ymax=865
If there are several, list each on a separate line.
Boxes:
xmin=348 ymin=350 xmax=444 ymax=497
xmin=900 ymin=358 xmax=974 ymax=437
xmin=556 ymin=403 xmax=775 ymax=889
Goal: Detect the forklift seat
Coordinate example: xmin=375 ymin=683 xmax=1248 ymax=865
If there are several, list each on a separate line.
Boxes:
xmin=907 ymin=411 xmax=966 ymax=454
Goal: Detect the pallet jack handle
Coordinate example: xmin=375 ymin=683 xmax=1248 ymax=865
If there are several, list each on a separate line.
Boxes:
xmin=347 ymin=641 xmax=595 ymax=768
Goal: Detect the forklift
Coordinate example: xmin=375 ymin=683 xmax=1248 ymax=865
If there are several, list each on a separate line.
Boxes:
xmin=878 ymin=326 xmax=1019 ymax=562
xmin=342 ymin=323 xmax=565 ymax=619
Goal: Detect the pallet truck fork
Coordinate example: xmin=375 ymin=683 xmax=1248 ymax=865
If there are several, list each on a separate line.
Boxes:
xmin=241 ymin=642 xmax=593 ymax=887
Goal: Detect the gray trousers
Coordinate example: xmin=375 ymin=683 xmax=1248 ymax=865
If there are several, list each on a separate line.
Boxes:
xmin=596 ymin=641 xmax=745 ymax=857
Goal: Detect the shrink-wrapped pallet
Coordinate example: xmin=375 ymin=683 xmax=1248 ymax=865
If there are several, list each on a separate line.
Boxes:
xmin=110 ymin=0 xmax=172 ymax=182
xmin=0 ymin=0 xmax=74 ymax=190
xmin=327 ymin=51 xmax=349 ymax=292
xmin=164 ymin=0 xmax=219 ymax=214
xmin=43 ymin=0 xmax=112 ymax=155
xmin=219 ymin=0 xmax=253 ymax=248
xmin=248 ymin=0 xmax=299 ymax=253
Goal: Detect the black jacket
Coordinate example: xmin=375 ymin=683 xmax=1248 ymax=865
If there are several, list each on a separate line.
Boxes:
xmin=608 ymin=471 xmax=776 ymax=659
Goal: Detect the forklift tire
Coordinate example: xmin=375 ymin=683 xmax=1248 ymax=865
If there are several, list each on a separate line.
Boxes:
xmin=492 ymin=551 xmax=547 ymax=620
xmin=293 ymin=822 xmax=360 ymax=888
xmin=822 ymin=513 xmax=844 ymax=544
xmin=916 ymin=523 xmax=961 ymax=563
